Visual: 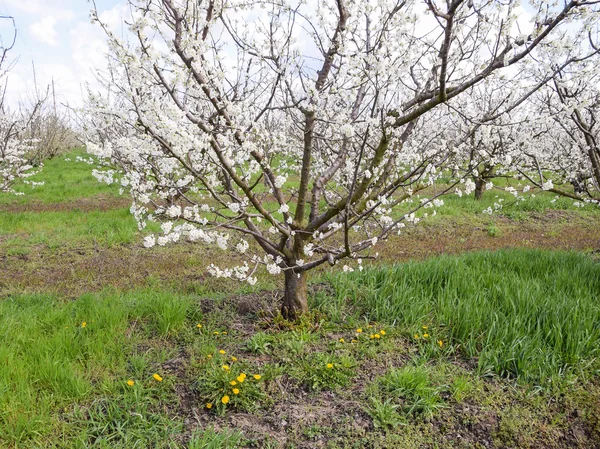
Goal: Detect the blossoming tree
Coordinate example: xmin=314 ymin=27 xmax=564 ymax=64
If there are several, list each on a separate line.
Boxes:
xmin=0 ymin=16 xmax=44 ymax=194
xmin=86 ymin=0 xmax=599 ymax=317
xmin=521 ymin=57 xmax=600 ymax=200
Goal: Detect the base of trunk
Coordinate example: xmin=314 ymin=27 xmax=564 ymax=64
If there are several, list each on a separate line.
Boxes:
xmin=280 ymin=271 xmax=308 ymax=320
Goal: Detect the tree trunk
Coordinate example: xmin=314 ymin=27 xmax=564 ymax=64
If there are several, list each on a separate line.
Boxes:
xmin=281 ymin=270 xmax=309 ymax=320
xmin=474 ymin=177 xmax=485 ymax=200
xmin=571 ymin=174 xmax=585 ymax=195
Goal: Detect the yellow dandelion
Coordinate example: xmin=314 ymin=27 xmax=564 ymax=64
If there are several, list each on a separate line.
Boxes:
xmin=380 ymin=330 xmax=386 ymax=336
xmin=81 ymin=322 xmax=87 ymax=328
xmin=206 ymin=403 xmax=212 ymax=409
xmin=127 ymin=380 xmax=135 ymax=386
xmin=207 ymin=354 xmax=212 ymax=359
xmin=233 ymin=388 xmax=240 ymax=395
xmin=374 ymin=334 xmax=381 ymax=339
xmin=221 ymin=395 xmax=230 ymax=404
xmin=437 ymin=340 xmax=443 ymax=348
xmin=213 ymin=331 xmax=220 ymax=335
xmin=153 ymin=373 xmax=163 ymax=382
xmin=230 ymin=380 xmax=237 ymax=386
xmin=196 ymin=324 xmax=202 ymax=328
xmin=339 ymin=338 xmax=345 ymax=343
xmin=326 ymin=363 xmax=334 ymax=369
xmin=356 ymin=328 xmax=363 ymax=333
xmin=231 ymin=356 xmax=238 ymax=362
xmin=369 ymin=334 xmax=375 ymax=339
xmin=423 ymin=333 xmax=429 ymax=338
xmin=65 ymin=326 xmax=68 ymax=329
xmin=414 ymin=334 xmax=420 ymax=339
xmin=351 ymin=339 xmax=358 ymax=343
xmin=222 ymin=331 xmax=228 ymax=335
xmin=367 ymin=325 xmax=373 ymax=328
xmin=422 ymin=325 xmax=428 ymax=330
xmin=219 ymin=349 xmax=226 ymax=354
xmin=222 ymin=365 xmax=230 ymax=371
xmin=237 ymin=374 xmax=246 ymax=383
xmin=253 ymin=374 xmax=261 ymax=380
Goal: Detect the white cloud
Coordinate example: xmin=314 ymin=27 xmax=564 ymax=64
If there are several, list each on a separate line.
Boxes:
xmin=29 ymin=17 xmax=59 ymax=46
xmin=1 ymin=0 xmax=75 ymax=21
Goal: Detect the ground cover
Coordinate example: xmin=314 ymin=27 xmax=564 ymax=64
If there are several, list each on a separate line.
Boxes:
xmin=0 ymin=150 xmax=599 ymax=448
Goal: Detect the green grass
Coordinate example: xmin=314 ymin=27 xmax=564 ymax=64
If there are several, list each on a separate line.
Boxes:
xmin=0 ymin=208 xmax=139 ymax=249
xmin=0 ymin=290 xmax=201 ymax=447
xmin=318 ymin=249 xmax=600 ymax=385
xmin=0 ymin=149 xmax=121 ymax=204
xmin=371 ymin=365 xmax=447 ymax=417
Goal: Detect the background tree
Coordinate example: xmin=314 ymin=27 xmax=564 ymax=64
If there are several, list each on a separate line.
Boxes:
xmin=86 ymin=0 xmax=600 ymax=318
xmin=0 ymin=16 xmax=45 ymax=194
xmin=521 ymin=57 xmax=600 ymax=200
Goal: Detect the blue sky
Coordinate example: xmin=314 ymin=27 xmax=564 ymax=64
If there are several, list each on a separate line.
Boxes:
xmin=0 ymin=0 xmax=125 ymax=108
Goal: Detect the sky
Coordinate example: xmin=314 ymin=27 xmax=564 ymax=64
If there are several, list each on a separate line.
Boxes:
xmin=0 ymin=0 xmax=125 ymax=108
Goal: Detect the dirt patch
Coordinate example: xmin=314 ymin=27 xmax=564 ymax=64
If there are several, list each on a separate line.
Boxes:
xmin=0 ymin=194 xmax=130 ymax=213
xmin=378 ymin=213 xmax=600 ymax=263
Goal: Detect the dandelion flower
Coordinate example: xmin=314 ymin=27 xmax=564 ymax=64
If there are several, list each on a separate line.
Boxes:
xmin=233 ymin=388 xmax=240 ymax=395
xmin=206 ymin=403 xmax=212 ymax=409
xmin=237 ymin=374 xmax=246 ymax=383
xmin=326 ymin=363 xmax=334 ymax=369
xmin=213 ymin=331 xmax=220 ymax=335
xmin=356 ymin=328 xmax=363 ymax=333
xmin=230 ymin=380 xmax=237 ymax=386
xmin=253 ymin=374 xmax=261 ymax=380
xmin=222 ymin=332 xmax=228 ymax=335
xmin=351 ymin=339 xmax=358 ymax=343
xmin=370 ymin=334 xmax=375 ymax=339
xmin=219 ymin=349 xmax=226 ymax=354
xmin=153 ymin=373 xmax=163 ymax=382
xmin=380 ymin=330 xmax=386 ymax=335
xmin=81 ymin=322 xmax=87 ymax=328
xmin=423 ymin=333 xmax=429 ymax=338
xmin=127 ymin=380 xmax=135 ymax=386
xmin=414 ymin=334 xmax=420 ymax=340
xmin=437 ymin=340 xmax=443 ymax=348
xmin=207 ymin=354 xmax=212 ymax=359
xmin=196 ymin=324 xmax=202 ymax=328
xmin=374 ymin=334 xmax=381 ymax=339
xmin=222 ymin=365 xmax=230 ymax=371
xmin=231 ymin=356 xmax=238 ymax=362
xmin=221 ymin=395 xmax=230 ymax=404
xmin=339 ymin=338 xmax=345 ymax=343
xmin=422 ymin=325 xmax=428 ymax=330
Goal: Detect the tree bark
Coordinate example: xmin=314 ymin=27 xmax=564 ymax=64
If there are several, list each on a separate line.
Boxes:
xmin=474 ymin=177 xmax=485 ymax=200
xmin=281 ymin=270 xmax=309 ymax=320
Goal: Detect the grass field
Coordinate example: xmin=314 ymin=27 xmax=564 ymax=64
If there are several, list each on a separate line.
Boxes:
xmin=1 ymin=150 xmax=599 ymax=448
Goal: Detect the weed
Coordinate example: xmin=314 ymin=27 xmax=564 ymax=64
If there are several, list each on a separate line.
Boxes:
xmin=245 ymin=332 xmax=274 ymax=354
xmin=374 ymin=365 xmax=447 ymax=417
xmin=364 ymin=398 xmax=405 ymax=429
xmin=195 ymin=352 xmax=269 ymax=415
xmin=188 ymin=427 xmax=245 ymax=449
xmin=293 ymin=352 xmax=356 ymax=391
xmin=450 ymin=375 xmax=475 ymax=402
